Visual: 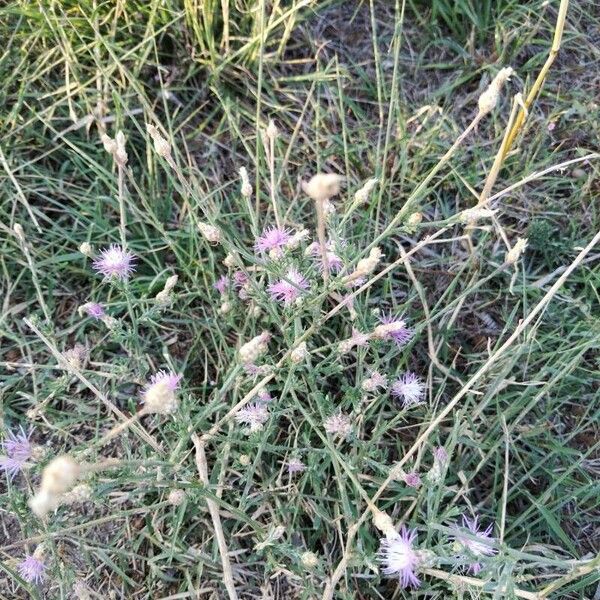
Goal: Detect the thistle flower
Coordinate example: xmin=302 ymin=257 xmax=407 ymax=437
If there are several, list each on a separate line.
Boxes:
xmin=142 ymin=370 xmax=182 ymax=415
xmin=372 ymin=314 xmax=414 ymax=347
xmin=256 ymin=389 xmax=273 ymax=404
xmin=0 ymin=427 xmax=33 ymax=478
xmin=451 ymin=516 xmax=496 ymax=574
xmin=338 ymin=328 xmax=370 ymax=354
xmin=362 ymin=371 xmax=388 ymax=392
xmin=403 ymin=472 xmax=421 ymax=488
xmin=301 ymin=173 xmax=344 ymax=203
xmin=79 ymin=302 xmax=105 ymax=320
xmin=17 ymin=554 xmax=46 ymax=584
xmin=267 ymin=269 xmax=309 ymax=305
xmin=243 ymin=362 xmax=272 ymax=376
xmin=427 ymin=446 xmax=449 ymax=484
xmin=239 ymin=331 xmax=271 ymax=364
xmin=378 ymin=527 xmax=420 ymax=588
xmin=92 ymin=245 xmax=136 ymax=281
xmin=434 ymin=447 xmax=448 ymax=464
xmin=306 ymin=241 xmax=343 ymax=273
xmin=62 ymin=344 xmax=88 ymax=370
xmin=235 ymin=402 xmax=269 ymax=432
xmin=391 ymin=372 xmax=425 ymax=407
xmin=255 ymin=226 xmax=292 ymax=256
xmin=324 ymin=412 xmax=352 ymax=439
xmin=214 ymin=275 xmax=229 ymax=295
xmin=286 ymin=457 xmax=306 ymax=474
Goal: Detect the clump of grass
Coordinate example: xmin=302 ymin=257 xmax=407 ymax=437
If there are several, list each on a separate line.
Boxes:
xmin=1 ymin=1 xmax=599 ymax=599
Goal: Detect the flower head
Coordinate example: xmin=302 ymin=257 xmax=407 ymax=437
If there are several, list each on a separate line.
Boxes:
xmin=214 ymin=275 xmax=229 ymax=295
xmin=79 ymin=302 xmax=105 ymax=320
xmin=374 ymin=314 xmax=415 ymax=347
xmin=306 ymin=241 xmax=343 ymax=274
xmin=391 ymin=372 xmax=425 ymax=407
xmin=0 ymin=427 xmax=33 ymax=478
xmin=17 ymin=554 xmax=46 ymax=584
xmin=142 ymin=370 xmax=182 ymax=414
xmin=235 ymin=403 xmax=269 ymax=432
xmin=267 ymin=269 xmax=309 ymax=305
xmin=403 ymin=472 xmax=421 ymax=488
xmin=324 ymin=412 xmax=352 ymax=439
xmin=92 ymin=245 xmax=136 ymax=280
xmin=378 ymin=526 xmax=420 ymax=588
xmin=286 ymin=457 xmax=306 ymax=474
xmin=451 ymin=516 xmax=496 ymax=573
xmin=361 ymin=371 xmax=388 ymax=392
xmin=255 ymin=226 xmax=292 ymax=255
xmin=338 ymin=328 xmax=370 ymax=354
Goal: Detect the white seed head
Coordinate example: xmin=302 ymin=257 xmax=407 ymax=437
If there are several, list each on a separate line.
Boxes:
xmin=168 ymin=489 xmax=186 ymax=506
xmin=239 ymin=331 xmax=270 ymax=363
xmin=505 ymin=237 xmax=528 ymax=264
xmin=144 ymin=380 xmax=179 ymax=415
xmin=219 ymin=301 xmax=232 ymax=314
xmin=301 ymin=173 xmax=344 ymax=203
xmin=223 ymin=253 xmax=237 ymax=268
xmin=146 ymin=124 xmax=172 ymax=159
xmin=239 ymin=454 xmax=251 ymax=466
xmin=30 ymin=455 xmax=81 ymax=517
xmin=286 ymin=228 xmax=310 ymax=250
xmin=300 ymin=551 xmax=319 ymax=569
xmin=100 ymin=133 xmax=117 ymax=155
xmin=79 ymin=242 xmax=94 ymax=257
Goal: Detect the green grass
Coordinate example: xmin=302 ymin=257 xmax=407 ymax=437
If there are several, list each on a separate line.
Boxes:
xmin=1 ymin=0 xmax=599 ymax=598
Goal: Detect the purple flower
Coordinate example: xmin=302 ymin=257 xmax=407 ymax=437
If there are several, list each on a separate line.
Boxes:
xmin=434 ymin=447 xmax=448 ymax=465
xmin=233 ymin=271 xmax=249 ymax=288
xmin=214 ymin=275 xmax=229 ymax=295
xmin=82 ymin=302 xmax=105 ymax=319
xmin=92 ymin=245 xmax=136 ymax=280
xmin=451 ymin=516 xmax=496 ymax=574
xmin=403 ymin=472 xmax=421 ymax=488
xmin=378 ymin=527 xmax=420 ymax=588
xmin=256 ymin=390 xmax=273 ymax=404
xmin=147 ymin=370 xmax=182 ymax=391
xmin=17 ymin=555 xmax=46 ymax=584
xmin=267 ymin=269 xmax=309 ymax=305
xmin=0 ymin=427 xmax=33 ymax=478
xmin=235 ymin=403 xmax=269 ymax=432
xmin=254 ymin=226 xmax=292 ymax=255
xmin=374 ymin=314 xmax=415 ymax=347
xmin=306 ymin=241 xmax=343 ymax=273
xmin=286 ymin=458 xmax=306 ymax=474
xmin=324 ymin=412 xmax=352 ymax=438
xmin=391 ymin=372 xmax=425 ymax=407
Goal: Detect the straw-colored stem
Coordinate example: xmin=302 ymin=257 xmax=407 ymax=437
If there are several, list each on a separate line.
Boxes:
xmin=117 ymin=164 xmax=127 ymax=248
xmin=315 ymin=199 xmax=330 ymax=283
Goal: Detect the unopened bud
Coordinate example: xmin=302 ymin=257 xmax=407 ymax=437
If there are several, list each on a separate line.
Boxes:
xmin=354 ymin=177 xmax=378 ymax=204
xmin=505 ymin=237 xmax=528 ymax=264
xmin=79 ymin=242 xmax=94 ymax=257
xmin=168 ymin=489 xmax=186 ymax=506
xmin=300 ymin=551 xmax=319 ymax=569
xmin=266 ymin=119 xmax=278 ymax=142
xmin=290 ymin=341 xmax=308 ymax=364
xmin=146 ymin=124 xmax=171 ymax=159
xmin=197 ymin=222 xmax=221 ymax=244
xmin=13 ymin=223 xmax=25 ymax=243
xmin=478 ymin=67 xmax=514 ymax=115
xmin=239 ymin=166 xmax=252 ymax=198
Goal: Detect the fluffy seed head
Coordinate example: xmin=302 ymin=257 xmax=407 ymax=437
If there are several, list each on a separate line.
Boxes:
xmin=30 ymin=455 xmax=81 ymax=517
xmin=142 ymin=371 xmax=182 ymax=415
xmin=324 ymin=412 xmax=352 ymax=439
xmin=168 ymin=489 xmax=186 ymax=506
xmin=391 ymin=372 xmax=425 ymax=407
xmin=290 ymin=341 xmax=309 ymax=364
xmin=287 ymin=457 xmax=306 ymax=474
xmin=92 ymin=245 xmax=136 ymax=281
xmin=302 ymin=173 xmax=344 ymax=203
xmin=300 ymin=551 xmax=319 ymax=569
xmin=362 ymin=371 xmax=388 ymax=392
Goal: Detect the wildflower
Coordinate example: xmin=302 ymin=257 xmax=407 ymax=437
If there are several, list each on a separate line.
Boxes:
xmin=391 ymin=372 xmax=425 ymax=407
xmin=239 ymin=166 xmax=253 ymax=199
xmin=451 ymin=516 xmax=496 ymax=574
xmin=197 ymin=222 xmax=221 ymax=244
xmin=478 ymin=67 xmax=514 ymax=115
xmin=354 ymin=177 xmax=378 ymax=204
xmin=434 ymin=446 xmax=448 ymax=464
xmin=235 ymin=402 xmax=269 ymax=432
xmin=403 ymin=472 xmax=421 ymax=488
xmin=233 ymin=270 xmax=249 ymax=289
xmin=29 ymin=455 xmax=81 ymax=517
xmin=146 ymin=124 xmax=172 ymax=160
xmin=214 ymin=275 xmax=229 ymax=295
xmin=256 ymin=389 xmax=273 ymax=404
xmin=79 ymin=242 xmax=93 ymax=257
xmin=254 ymin=226 xmax=292 ymax=256
xmin=17 ymin=553 xmax=46 ymax=584
xmin=505 ymin=237 xmax=528 ymax=265
xmin=339 ymin=328 xmax=370 ymax=354
xmin=267 ymin=269 xmax=309 ymax=305
xmin=378 ymin=527 xmax=420 ymax=588
xmin=306 ymin=241 xmax=343 ymax=273
xmin=324 ymin=412 xmax=352 ymax=439
xmin=362 ymin=370 xmax=388 ymax=392
xmin=79 ymin=302 xmax=105 ymax=320
xmin=286 ymin=457 xmax=306 ymax=474
xmin=239 ymin=331 xmax=271 ymax=363
xmin=344 ymin=247 xmax=383 ymax=284
xmin=168 ymin=489 xmax=186 ymax=506
xmin=92 ymin=245 xmax=136 ymax=281
xmin=290 ymin=341 xmax=309 ymax=364
xmin=62 ymin=344 xmax=87 ymax=370
xmin=142 ymin=370 xmax=182 ymax=415
xmin=300 ymin=551 xmax=319 ymax=569
xmin=243 ymin=362 xmax=271 ymax=377
xmin=301 ymin=173 xmax=344 ymax=203
xmin=372 ymin=314 xmax=414 ymax=347
xmin=0 ymin=427 xmax=33 ymax=478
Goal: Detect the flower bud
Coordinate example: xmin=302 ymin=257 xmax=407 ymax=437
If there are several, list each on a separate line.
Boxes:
xmin=146 ymin=124 xmax=172 ymax=159
xmin=505 ymin=237 xmax=528 ymax=264
xmin=197 ymin=222 xmax=221 ymax=244
xmin=79 ymin=242 xmax=94 ymax=257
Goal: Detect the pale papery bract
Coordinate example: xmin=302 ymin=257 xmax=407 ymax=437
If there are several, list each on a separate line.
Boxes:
xmin=92 ymin=245 xmax=136 ymax=280
xmin=378 ymin=313 xmax=415 ymax=347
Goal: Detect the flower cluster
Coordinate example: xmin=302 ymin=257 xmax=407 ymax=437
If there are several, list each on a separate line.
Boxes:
xmin=0 ymin=427 xmax=33 ymax=478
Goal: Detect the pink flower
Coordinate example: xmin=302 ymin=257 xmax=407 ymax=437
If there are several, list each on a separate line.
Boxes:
xmin=434 ymin=447 xmax=448 ymax=465
xmin=267 ymin=269 xmax=309 ymax=305
xmin=93 ymin=245 xmax=136 ymax=280
xmin=378 ymin=526 xmax=420 ymax=588
xmin=233 ymin=271 xmax=249 ymax=288
xmin=403 ymin=472 xmax=421 ymax=488
xmin=0 ymin=427 xmax=32 ymax=478
xmin=391 ymin=372 xmax=425 ymax=407
xmin=256 ymin=390 xmax=272 ymax=404
xmin=306 ymin=241 xmax=343 ymax=273
xmin=339 ymin=328 xmax=370 ymax=354
xmin=17 ymin=555 xmax=46 ymax=584
xmin=286 ymin=458 xmax=306 ymax=474
xmin=324 ymin=412 xmax=352 ymax=438
xmin=255 ymin=226 xmax=292 ymax=255
xmin=147 ymin=370 xmax=182 ymax=391
xmin=377 ymin=313 xmax=415 ymax=347
xmin=82 ymin=302 xmax=105 ymax=319
xmin=214 ymin=275 xmax=229 ymax=295
xmin=235 ymin=403 xmax=269 ymax=432
xmin=451 ymin=515 xmax=496 ymax=574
